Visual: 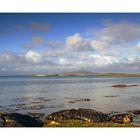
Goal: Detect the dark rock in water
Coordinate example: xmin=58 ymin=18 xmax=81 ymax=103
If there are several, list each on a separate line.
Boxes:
xmin=104 ymin=95 xmax=119 ymax=98
xmin=82 ymin=99 xmax=90 ymax=101
xmin=112 ymin=84 xmax=128 ymax=88
xmin=66 ymin=98 xmax=94 ymax=104
xmin=68 ymin=101 xmax=75 ymax=104
xmin=45 ymin=108 xmax=110 ymax=123
xmin=112 ymin=84 xmax=138 ymax=88
xmin=33 ymin=97 xmax=55 ymax=102
xmin=30 ymin=101 xmax=43 ymax=104
xmin=0 ymin=112 xmax=43 ymax=127
xmin=109 ymin=113 xmax=133 ymax=123
xmin=130 ymin=85 xmax=138 ymax=87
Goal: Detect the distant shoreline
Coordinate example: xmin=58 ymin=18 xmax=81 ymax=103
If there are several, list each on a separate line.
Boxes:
xmin=31 ymin=73 xmax=140 ymax=77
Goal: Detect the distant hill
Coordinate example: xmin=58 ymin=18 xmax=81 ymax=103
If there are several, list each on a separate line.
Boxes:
xmin=61 ymin=70 xmax=99 ymax=75
xmin=32 ymin=71 xmax=140 ymax=77
xmin=32 ymin=70 xmax=99 ymax=77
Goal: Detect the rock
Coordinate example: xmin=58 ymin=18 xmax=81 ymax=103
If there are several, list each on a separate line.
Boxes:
xmin=104 ymin=95 xmax=119 ymax=98
xmin=83 ymin=99 xmax=90 ymax=101
xmin=45 ymin=108 xmax=110 ymax=123
xmin=0 ymin=112 xmax=23 ymax=127
xmin=130 ymin=85 xmax=138 ymax=87
xmin=45 ymin=109 xmax=133 ymax=124
xmin=0 ymin=112 xmax=43 ymax=127
xmin=67 ymin=98 xmax=92 ymax=104
xmin=112 ymin=84 xmax=138 ymax=88
xmin=0 ymin=112 xmax=6 ymax=127
xmin=78 ymin=108 xmax=110 ymax=122
xmin=68 ymin=101 xmax=75 ymax=104
xmin=34 ymin=97 xmax=56 ymax=102
xmin=46 ymin=109 xmax=81 ymax=121
xmin=109 ymin=113 xmax=133 ymax=123
xmin=112 ymin=84 xmax=128 ymax=88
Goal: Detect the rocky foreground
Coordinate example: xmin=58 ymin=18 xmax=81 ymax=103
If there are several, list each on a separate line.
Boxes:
xmin=1 ymin=108 xmax=139 ymax=127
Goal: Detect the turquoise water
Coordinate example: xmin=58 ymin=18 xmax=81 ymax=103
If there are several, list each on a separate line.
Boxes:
xmin=0 ymin=76 xmax=140 ymax=116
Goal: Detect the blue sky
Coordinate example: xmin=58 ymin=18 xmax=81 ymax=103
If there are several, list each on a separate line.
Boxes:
xmin=1 ymin=13 xmax=140 ymax=75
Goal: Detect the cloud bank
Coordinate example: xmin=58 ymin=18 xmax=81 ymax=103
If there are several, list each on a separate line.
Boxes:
xmin=1 ymin=21 xmax=140 ymax=75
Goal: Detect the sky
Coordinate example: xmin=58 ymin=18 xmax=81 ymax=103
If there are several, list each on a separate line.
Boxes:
xmin=1 ymin=13 xmax=140 ymax=75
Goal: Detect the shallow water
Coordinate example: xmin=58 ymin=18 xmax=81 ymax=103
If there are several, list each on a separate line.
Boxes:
xmin=0 ymin=76 xmax=140 ymax=124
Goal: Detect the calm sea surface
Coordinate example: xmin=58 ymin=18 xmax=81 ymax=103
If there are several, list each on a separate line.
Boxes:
xmin=0 ymin=76 xmax=140 ymax=118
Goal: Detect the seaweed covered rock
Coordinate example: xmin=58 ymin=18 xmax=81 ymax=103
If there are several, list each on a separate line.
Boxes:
xmin=109 ymin=113 xmax=133 ymax=123
xmin=45 ymin=108 xmax=110 ymax=123
xmin=0 ymin=110 xmax=133 ymax=127
xmin=0 ymin=112 xmax=43 ymax=127
xmin=0 ymin=112 xmax=6 ymax=127
xmin=45 ymin=109 xmax=133 ymax=124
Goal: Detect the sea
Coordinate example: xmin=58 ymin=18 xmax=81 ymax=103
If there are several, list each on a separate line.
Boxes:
xmin=0 ymin=76 xmax=140 ymax=124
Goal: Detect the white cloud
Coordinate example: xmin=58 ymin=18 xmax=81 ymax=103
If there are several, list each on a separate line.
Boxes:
xmin=0 ymin=50 xmax=140 ymax=74
xmin=0 ymin=54 xmax=14 ymax=62
xmin=58 ymin=58 xmax=67 ymax=65
xmin=57 ymin=54 xmax=119 ymax=68
xmin=134 ymin=42 xmax=140 ymax=50
xmin=90 ymin=40 xmax=108 ymax=51
xmin=66 ymin=33 xmax=91 ymax=51
xmin=66 ymin=33 xmax=108 ymax=52
xmin=25 ymin=50 xmax=42 ymax=63
xmin=88 ymin=54 xmax=118 ymax=66
xmin=0 ymin=52 xmax=23 ymax=64
xmin=125 ymin=57 xmax=136 ymax=64
xmin=0 ymin=51 xmax=58 ymax=75
xmin=122 ymin=56 xmax=140 ymax=65
xmin=66 ymin=33 xmax=81 ymax=48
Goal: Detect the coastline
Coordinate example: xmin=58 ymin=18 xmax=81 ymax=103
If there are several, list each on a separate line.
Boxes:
xmin=31 ymin=73 xmax=140 ymax=77
xmin=0 ymin=108 xmax=140 ymax=127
